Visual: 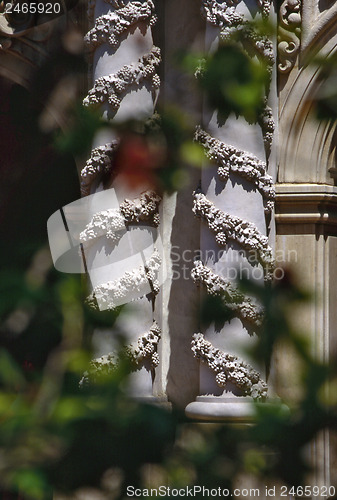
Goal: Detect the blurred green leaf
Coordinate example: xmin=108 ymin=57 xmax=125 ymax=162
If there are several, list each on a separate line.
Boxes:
xmin=54 ymin=105 xmax=107 ymax=156
xmin=10 ymin=468 xmax=50 ymax=500
xmin=0 ymin=350 xmax=25 ymax=390
xmin=180 ymin=142 xmax=205 ymax=169
xmin=313 ymin=53 xmax=337 ymax=121
xmin=199 ymin=45 xmax=269 ymax=123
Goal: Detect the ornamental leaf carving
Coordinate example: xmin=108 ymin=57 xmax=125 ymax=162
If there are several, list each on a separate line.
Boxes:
xmin=278 ymin=0 xmax=302 ymax=73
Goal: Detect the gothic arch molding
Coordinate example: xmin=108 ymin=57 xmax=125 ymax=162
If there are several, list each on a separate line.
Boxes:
xmin=279 ymin=43 xmax=337 ymax=185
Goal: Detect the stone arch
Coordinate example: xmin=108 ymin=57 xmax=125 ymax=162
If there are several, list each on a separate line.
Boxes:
xmin=278 ymin=1 xmax=337 ymax=185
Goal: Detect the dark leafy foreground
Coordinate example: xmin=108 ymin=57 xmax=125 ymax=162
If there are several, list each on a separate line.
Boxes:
xmin=0 ymin=261 xmax=335 ymax=499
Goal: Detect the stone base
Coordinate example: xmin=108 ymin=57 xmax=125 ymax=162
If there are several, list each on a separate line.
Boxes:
xmin=185 ymin=395 xmax=257 ymax=422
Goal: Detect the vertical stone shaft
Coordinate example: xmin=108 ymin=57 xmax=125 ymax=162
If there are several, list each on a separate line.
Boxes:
xmin=81 ymin=0 xmax=162 ymax=397
xmin=186 ymin=0 xmax=276 ymax=420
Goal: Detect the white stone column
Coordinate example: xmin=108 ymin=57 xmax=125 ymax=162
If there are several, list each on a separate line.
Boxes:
xmin=186 ymin=0 xmax=277 ymax=420
xmin=79 ymin=0 xmax=162 ymax=398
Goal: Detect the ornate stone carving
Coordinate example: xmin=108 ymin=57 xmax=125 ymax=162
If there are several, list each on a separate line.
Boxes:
xmin=198 ymin=1 xmax=275 ymax=150
xmin=192 ymin=191 xmax=275 ymax=279
xmin=85 ymin=1 xmax=157 ymax=51
xmin=87 ymin=0 xmax=134 ymax=23
xmin=80 ymin=208 xmax=126 ymax=246
xmin=201 ymin=0 xmax=272 ymax=31
xmin=191 ymin=333 xmax=268 ymax=399
xmin=120 ymin=191 xmax=161 ymax=226
xmin=87 ymin=249 xmax=161 ymax=310
xmin=80 ymin=191 xmax=161 ymax=247
xmin=105 ymin=0 xmax=128 ymax=8
xmin=278 ymin=0 xmax=302 ymax=74
xmin=218 ymin=21 xmax=275 ymax=75
xmin=301 ymin=1 xmax=337 ymax=54
xmin=83 ymin=46 xmax=161 ymax=111
xmin=191 ymin=260 xmax=264 ymax=328
xmin=81 ymin=142 xmax=118 ymax=197
xmin=200 ymin=0 xmax=244 ymax=29
xmin=258 ymin=99 xmax=275 ymax=154
xmin=126 ymin=321 xmax=161 ymax=368
xmin=195 ymin=127 xmax=275 ymax=213
xmin=80 ymin=321 xmax=161 ymax=385
xmin=256 ymin=0 xmax=273 ymax=18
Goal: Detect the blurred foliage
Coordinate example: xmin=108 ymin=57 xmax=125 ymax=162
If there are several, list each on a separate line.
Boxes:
xmin=177 ymin=19 xmax=273 ymax=126
xmin=314 ymin=52 xmax=337 ymax=122
xmin=0 ymin=7 xmax=336 ymax=500
xmin=54 ymin=105 xmax=104 ymax=158
xmin=0 ymin=266 xmax=337 ymax=499
xmin=199 ymin=44 xmax=269 ymax=123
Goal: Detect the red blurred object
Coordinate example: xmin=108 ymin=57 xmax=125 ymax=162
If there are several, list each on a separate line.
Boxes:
xmin=112 ymin=133 xmax=165 ymax=190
